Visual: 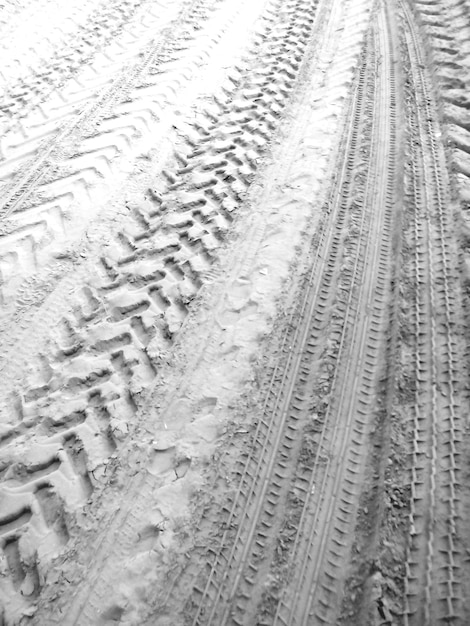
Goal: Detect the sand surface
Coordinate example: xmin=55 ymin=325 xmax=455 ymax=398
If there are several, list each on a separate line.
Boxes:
xmin=1 ymin=0 xmax=470 ymax=624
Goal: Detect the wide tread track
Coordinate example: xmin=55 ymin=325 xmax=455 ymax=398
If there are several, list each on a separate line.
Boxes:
xmin=0 ymin=0 xmax=178 ymax=177
xmin=0 ymin=0 xmax=163 ymax=127
xmin=0 ymin=0 xmax=324 ymax=621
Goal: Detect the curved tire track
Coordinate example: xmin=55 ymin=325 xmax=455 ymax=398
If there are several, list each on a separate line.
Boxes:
xmin=0 ymin=0 xmax=329 ymax=621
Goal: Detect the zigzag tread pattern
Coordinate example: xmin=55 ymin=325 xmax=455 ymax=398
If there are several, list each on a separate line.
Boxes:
xmin=0 ymin=0 xmax=228 ymax=305
xmin=0 ymin=0 xmax=320 ymax=619
xmin=0 ymin=0 xmax=179 ymax=172
xmin=0 ymin=0 xmax=166 ymax=128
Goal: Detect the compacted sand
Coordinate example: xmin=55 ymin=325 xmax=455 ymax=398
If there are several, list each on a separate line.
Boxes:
xmin=1 ymin=0 xmax=470 ymax=624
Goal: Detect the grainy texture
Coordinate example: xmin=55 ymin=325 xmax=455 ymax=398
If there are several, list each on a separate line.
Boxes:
xmin=0 ymin=0 xmax=469 ymax=624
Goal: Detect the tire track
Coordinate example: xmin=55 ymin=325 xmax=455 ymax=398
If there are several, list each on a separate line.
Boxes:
xmin=185 ymin=1 xmax=399 ymax=624
xmin=0 ymin=0 xmax=325 ymax=621
xmin=0 ymin=0 xmax=199 ymax=220
xmin=337 ymin=2 xmax=470 ymax=623
xmin=205 ymin=40 xmax=374 ymax=626
xmin=400 ymin=3 xmax=468 ymax=623
xmin=0 ymin=0 xmax=254 ymax=310
xmin=28 ymin=0 xmax=331 ymax=622
xmin=272 ymin=8 xmax=399 ymax=624
xmin=0 ymin=0 xmax=178 ymax=177
xmin=411 ymin=0 xmax=470 ymax=202
xmin=0 ymin=0 xmax=160 ymax=127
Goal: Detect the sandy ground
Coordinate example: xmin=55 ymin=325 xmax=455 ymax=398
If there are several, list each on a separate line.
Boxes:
xmin=1 ymin=0 xmax=470 ymax=624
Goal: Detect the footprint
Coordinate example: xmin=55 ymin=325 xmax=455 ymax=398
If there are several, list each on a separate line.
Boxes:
xmin=217 ymin=299 xmax=259 ymax=327
xmin=99 ymin=604 xmax=125 ymax=624
xmin=136 ymin=523 xmax=164 ymax=552
xmin=148 ymin=448 xmax=175 ymax=477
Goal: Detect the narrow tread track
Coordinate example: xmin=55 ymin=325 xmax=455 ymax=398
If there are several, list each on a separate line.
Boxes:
xmin=400 ymin=3 xmax=468 ymax=623
xmin=273 ymin=9 xmax=399 ymax=624
xmin=187 ymin=3 xmax=400 ymax=625
xmin=411 ymin=0 xmax=470 ymax=198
